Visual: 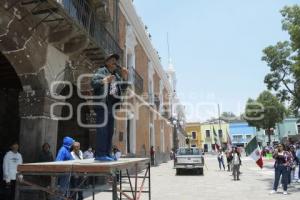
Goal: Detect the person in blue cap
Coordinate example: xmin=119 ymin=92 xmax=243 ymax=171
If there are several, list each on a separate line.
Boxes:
xmin=91 ymin=53 xmax=128 ymax=161
xmin=56 ymin=136 xmax=75 ymax=199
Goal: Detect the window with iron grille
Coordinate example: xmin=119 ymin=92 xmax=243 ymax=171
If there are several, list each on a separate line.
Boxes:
xmin=206 ymin=130 xmax=210 ymax=138
xmin=218 ymin=129 xmax=223 ymax=138
xmin=192 ymin=131 xmax=196 ymax=139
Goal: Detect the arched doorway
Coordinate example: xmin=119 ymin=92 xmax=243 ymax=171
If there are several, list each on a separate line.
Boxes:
xmin=0 ymin=52 xmax=22 ymax=191
xmin=0 ymin=52 xmax=22 ymax=149
xmin=57 ymin=85 xmax=91 ymax=152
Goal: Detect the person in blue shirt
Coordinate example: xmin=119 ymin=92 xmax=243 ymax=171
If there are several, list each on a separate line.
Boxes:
xmin=55 ymin=136 xmax=75 ymax=199
xmin=56 ymin=137 xmax=75 ymax=161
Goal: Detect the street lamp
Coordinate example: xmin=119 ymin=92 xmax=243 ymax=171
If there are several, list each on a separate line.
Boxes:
xmin=170 ymin=115 xmax=179 ymax=151
xmin=179 ymin=120 xmax=184 ymax=126
xmin=173 ymin=120 xmax=177 ymax=125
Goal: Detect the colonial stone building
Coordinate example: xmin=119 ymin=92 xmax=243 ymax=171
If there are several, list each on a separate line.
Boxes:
xmin=0 ymin=0 xmax=185 ymax=168
xmin=112 ymin=0 xmax=176 ymax=163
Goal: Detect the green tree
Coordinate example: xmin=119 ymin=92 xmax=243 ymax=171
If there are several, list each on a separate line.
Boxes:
xmin=244 ymin=91 xmax=286 ymax=144
xmin=262 ymin=5 xmax=300 ymax=114
xmin=220 ymin=112 xmax=237 ymax=122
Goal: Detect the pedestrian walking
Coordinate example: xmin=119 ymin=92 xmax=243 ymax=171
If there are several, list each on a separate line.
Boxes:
xmin=295 ymin=144 xmax=300 ymax=182
xmin=91 ymin=53 xmax=128 ymax=161
xmin=150 ymin=146 xmax=155 ymax=166
xmin=288 ymin=145 xmax=297 ymax=183
xmin=232 ymin=148 xmax=241 ymax=181
xmin=217 ymin=150 xmax=225 ymax=171
xmin=225 ymin=149 xmax=233 ymax=171
xmin=71 ymin=142 xmax=84 ymax=200
xmin=270 ymin=143 xmax=292 ymax=195
xmin=3 ymin=142 xmax=23 ymax=200
xmin=170 ymin=150 xmax=174 ymax=160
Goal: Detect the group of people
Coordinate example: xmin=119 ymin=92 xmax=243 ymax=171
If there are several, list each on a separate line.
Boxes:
xmin=2 ymin=138 xmax=122 ymax=200
xmin=217 ymin=147 xmax=242 ymax=181
xmin=55 ymin=137 xmax=98 ymax=200
xmin=55 ymin=136 xmax=121 ymax=200
xmin=1 ymin=52 xmax=130 ymax=200
xmin=270 ymin=143 xmax=300 ymax=195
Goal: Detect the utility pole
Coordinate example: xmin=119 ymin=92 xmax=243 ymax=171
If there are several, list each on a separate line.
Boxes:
xmin=217 ymin=104 xmax=222 ymax=149
xmin=218 ymin=104 xmax=221 ymax=130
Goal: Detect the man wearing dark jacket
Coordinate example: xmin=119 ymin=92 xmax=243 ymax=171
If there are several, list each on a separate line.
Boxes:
xmin=91 ymin=53 xmax=128 ymax=161
xmin=38 ymin=143 xmax=54 ymax=163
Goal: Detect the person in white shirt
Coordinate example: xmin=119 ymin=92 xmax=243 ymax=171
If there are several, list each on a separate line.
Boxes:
xmin=217 ymin=150 xmax=225 ymax=170
xmin=83 ymin=147 xmax=94 ymax=159
xmin=71 ymin=142 xmax=83 ymax=160
xmin=71 ymin=142 xmax=83 ymax=200
xmin=3 ymin=142 xmax=23 ymax=200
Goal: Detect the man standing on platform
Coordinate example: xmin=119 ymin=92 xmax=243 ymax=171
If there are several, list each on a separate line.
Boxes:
xmin=91 ymin=53 xmax=128 ymax=161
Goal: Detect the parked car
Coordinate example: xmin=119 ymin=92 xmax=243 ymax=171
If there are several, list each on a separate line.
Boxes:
xmin=174 ymin=147 xmax=205 ymax=175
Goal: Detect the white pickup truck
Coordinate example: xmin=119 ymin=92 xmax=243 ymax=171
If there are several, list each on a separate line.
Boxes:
xmin=174 ymin=147 xmax=205 ymax=175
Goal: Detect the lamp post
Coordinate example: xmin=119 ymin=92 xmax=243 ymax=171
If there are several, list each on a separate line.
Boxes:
xmin=172 ymin=118 xmax=178 ymax=151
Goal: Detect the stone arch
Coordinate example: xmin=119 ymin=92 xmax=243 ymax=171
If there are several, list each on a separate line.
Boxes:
xmin=0 ymin=4 xmax=49 ymax=91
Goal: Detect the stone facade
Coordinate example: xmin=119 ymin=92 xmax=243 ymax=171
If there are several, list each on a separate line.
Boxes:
xmin=0 ymin=0 xmax=178 ymax=170
xmin=115 ymin=0 xmax=175 ymax=164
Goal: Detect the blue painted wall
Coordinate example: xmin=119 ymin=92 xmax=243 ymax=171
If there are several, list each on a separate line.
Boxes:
xmin=229 ymin=122 xmax=256 ymax=145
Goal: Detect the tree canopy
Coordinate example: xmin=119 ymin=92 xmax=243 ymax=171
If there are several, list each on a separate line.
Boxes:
xmin=262 ymin=5 xmax=300 ymax=115
xmin=244 ymin=91 xmax=286 ymax=143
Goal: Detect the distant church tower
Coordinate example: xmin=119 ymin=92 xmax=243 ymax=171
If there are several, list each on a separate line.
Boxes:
xmin=166 ymin=60 xmax=177 ymax=94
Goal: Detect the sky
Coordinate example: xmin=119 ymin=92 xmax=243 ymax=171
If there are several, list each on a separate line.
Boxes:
xmin=133 ymin=0 xmax=299 ymax=122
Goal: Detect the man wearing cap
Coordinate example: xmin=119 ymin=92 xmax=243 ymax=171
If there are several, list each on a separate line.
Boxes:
xmin=91 ymin=53 xmax=128 ymax=161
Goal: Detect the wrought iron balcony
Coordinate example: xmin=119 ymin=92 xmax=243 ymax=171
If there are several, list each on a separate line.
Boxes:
xmin=129 ymin=67 xmax=143 ymax=95
xmin=12 ymin=0 xmax=122 ymax=63
xmin=154 ymin=95 xmax=160 ymax=110
xmin=60 ymin=0 xmax=122 ymax=55
xmin=148 ymin=93 xmax=155 ymax=106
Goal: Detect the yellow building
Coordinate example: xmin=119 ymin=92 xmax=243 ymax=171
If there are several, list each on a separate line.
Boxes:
xmin=185 ymin=122 xmax=202 ymax=148
xmin=200 ymin=121 xmax=229 ymax=152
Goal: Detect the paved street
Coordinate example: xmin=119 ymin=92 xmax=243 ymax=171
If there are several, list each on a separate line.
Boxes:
xmin=86 ymin=154 xmax=300 ymax=200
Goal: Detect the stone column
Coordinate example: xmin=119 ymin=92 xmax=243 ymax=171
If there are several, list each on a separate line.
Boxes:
xmin=18 ymin=90 xmax=60 ymax=163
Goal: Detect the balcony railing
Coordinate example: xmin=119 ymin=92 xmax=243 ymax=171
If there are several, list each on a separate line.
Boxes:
xmin=154 ymin=95 xmax=160 ymax=110
xmin=60 ymin=0 xmax=121 ymax=55
xmin=129 ymin=67 xmax=143 ymax=95
xmin=148 ymin=93 xmax=155 ymax=107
